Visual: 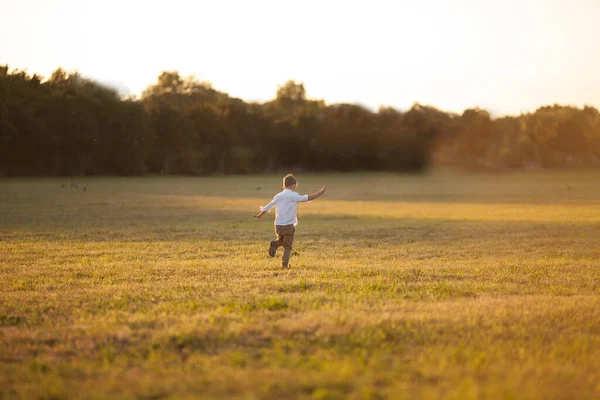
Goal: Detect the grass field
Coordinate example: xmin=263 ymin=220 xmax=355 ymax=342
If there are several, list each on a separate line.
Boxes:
xmin=1 ymin=170 xmax=600 ymax=399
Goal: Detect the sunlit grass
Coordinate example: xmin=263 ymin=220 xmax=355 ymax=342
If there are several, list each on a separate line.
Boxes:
xmin=1 ymin=171 xmax=599 ymax=399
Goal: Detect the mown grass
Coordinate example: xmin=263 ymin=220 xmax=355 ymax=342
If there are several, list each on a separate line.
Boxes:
xmin=1 ymin=170 xmax=599 ymax=399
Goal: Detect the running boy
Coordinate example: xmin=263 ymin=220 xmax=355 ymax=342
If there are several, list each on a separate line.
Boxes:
xmin=253 ymin=174 xmax=327 ymax=268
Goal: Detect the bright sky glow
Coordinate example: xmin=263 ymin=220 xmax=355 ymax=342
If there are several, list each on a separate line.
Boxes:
xmin=1 ymin=0 xmax=599 ymax=115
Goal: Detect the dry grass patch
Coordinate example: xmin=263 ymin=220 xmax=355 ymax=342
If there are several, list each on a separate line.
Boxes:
xmin=1 ymin=171 xmax=599 ymax=399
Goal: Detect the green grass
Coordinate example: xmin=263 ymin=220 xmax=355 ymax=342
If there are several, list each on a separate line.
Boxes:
xmin=1 ymin=170 xmax=599 ymax=399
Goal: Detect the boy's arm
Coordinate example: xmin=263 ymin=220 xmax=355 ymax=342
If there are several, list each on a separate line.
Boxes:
xmin=307 ymin=185 xmax=327 ymax=201
xmin=253 ymin=198 xmax=276 ymax=219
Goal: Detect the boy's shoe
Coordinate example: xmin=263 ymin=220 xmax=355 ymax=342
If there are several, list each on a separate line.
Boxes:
xmin=268 ymin=240 xmax=278 ymax=257
xmin=282 ymin=264 xmax=290 ymax=269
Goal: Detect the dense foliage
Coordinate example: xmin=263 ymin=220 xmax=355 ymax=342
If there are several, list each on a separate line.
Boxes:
xmin=2 ymin=65 xmax=600 ymax=176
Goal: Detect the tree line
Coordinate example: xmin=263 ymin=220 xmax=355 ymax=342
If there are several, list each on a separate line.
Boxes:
xmin=2 ymin=65 xmax=599 ymax=176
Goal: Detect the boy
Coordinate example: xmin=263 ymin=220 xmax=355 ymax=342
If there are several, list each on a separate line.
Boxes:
xmin=253 ymin=174 xmax=327 ymax=268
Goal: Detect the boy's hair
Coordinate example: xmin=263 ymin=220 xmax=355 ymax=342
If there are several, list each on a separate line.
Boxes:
xmin=283 ymin=174 xmax=297 ymax=188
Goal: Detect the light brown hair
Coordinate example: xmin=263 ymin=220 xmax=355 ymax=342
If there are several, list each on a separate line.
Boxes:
xmin=283 ymin=174 xmax=297 ymax=188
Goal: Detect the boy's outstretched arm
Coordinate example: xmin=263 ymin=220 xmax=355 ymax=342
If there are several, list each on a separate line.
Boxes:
xmin=307 ymin=185 xmax=327 ymax=201
xmin=253 ymin=198 xmax=276 ymax=219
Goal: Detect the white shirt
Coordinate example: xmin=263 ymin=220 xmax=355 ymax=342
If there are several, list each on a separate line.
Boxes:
xmin=260 ymin=189 xmax=309 ymax=226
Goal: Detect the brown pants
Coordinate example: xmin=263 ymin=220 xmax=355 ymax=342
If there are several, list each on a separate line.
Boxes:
xmin=275 ymin=224 xmax=295 ymax=267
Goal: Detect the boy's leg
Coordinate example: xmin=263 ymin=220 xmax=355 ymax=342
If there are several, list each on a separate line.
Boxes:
xmin=281 ymin=225 xmax=295 ymax=268
xmin=275 ymin=226 xmax=285 ymax=248
xmin=270 ymin=225 xmax=284 ymax=257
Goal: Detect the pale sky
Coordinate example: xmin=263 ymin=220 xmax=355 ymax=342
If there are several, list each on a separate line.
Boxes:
xmin=1 ymin=0 xmax=599 ymax=116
